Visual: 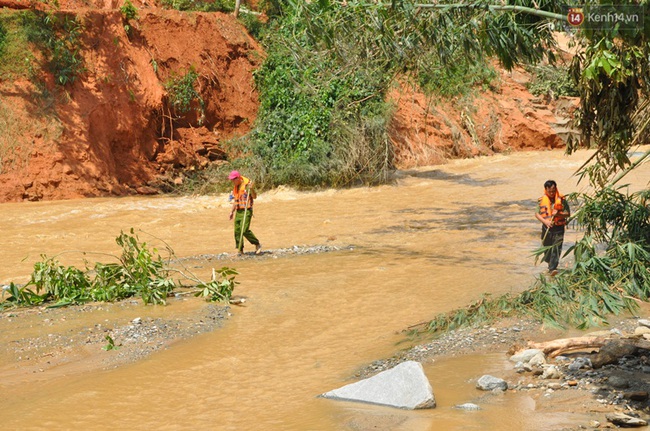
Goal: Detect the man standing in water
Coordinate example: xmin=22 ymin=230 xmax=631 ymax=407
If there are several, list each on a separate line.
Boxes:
xmin=228 ymin=170 xmax=262 ymax=255
xmin=535 ymin=180 xmax=570 ymax=275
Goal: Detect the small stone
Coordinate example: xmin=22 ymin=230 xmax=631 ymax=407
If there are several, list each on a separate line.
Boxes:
xmin=541 ymin=365 xmax=562 ymax=380
xmin=607 ymin=376 xmax=630 ymax=389
xmin=510 ymin=349 xmax=543 ymax=363
xmin=476 ymin=375 xmax=508 ymax=391
xmin=454 ymin=403 xmax=481 ymax=411
xmin=634 ymin=326 xmax=650 ymax=335
xmin=529 ymin=352 xmax=547 ymax=366
xmin=623 ymin=391 xmax=649 ymax=401
xmin=606 ymin=412 xmax=648 ymax=427
xmin=637 ymin=319 xmax=650 ymax=328
xmin=568 ymin=357 xmax=592 ymax=371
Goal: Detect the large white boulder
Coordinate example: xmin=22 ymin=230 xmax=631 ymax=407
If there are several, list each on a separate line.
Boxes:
xmin=320 ymin=361 xmax=436 ymax=409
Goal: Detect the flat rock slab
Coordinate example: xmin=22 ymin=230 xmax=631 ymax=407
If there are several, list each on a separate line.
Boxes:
xmin=320 ymin=361 xmax=436 ymax=409
xmin=606 ymin=412 xmax=648 ymax=427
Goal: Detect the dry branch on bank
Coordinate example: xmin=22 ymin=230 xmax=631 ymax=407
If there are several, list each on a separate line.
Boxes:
xmin=527 ymin=336 xmax=611 ymax=357
xmin=523 ymin=336 xmax=650 ymax=368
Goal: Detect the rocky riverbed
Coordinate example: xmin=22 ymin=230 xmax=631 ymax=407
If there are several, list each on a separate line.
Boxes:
xmin=2 ymin=246 xmax=650 ymax=429
xmin=356 ymin=315 xmax=650 ymax=429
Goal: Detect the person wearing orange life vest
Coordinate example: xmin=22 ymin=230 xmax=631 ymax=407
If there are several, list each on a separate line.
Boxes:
xmin=228 ymin=170 xmax=262 ymax=255
xmin=535 ymin=180 xmax=570 ymax=275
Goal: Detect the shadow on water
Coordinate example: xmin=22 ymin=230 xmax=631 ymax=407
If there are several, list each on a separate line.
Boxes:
xmin=373 ymin=200 xmax=539 ymax=235
xmin=354 ymin=244 xmax=532 ymax=273
xmin=402 ymin=169 xmax=504 ymax=186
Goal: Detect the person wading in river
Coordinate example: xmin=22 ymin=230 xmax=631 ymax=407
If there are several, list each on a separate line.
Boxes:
xmin=535 ymin=180 xmax=570 ymax=276
xmin=228 ymin=170 xmax=262 ymax=255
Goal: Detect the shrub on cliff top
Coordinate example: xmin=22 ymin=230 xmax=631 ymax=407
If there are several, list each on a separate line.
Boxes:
xmin=161 ymin=0 xmax=234 ymax=12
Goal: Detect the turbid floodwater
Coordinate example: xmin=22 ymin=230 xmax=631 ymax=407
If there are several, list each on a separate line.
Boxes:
xmin=1 ymin=147 xmax=648 ymax=430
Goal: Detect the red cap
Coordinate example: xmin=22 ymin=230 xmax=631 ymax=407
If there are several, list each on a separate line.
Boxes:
xmin=228 ymin=170 xmax=241 ymax=180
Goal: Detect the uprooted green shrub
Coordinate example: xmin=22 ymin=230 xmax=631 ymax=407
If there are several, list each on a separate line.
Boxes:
xmin=413 ymin=186 xmax=650 ymax=336
xmin=164 ymin=67 xmax=205 ymax=123
xmin=1 ymin=229 xmax=237 ymax=308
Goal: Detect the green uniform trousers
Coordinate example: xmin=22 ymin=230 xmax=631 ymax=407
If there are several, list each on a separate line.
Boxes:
xmin=234 ymin=209 xmax=260 ymax=252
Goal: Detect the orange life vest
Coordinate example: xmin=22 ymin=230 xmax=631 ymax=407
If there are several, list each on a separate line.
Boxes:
xmin=538 ymin=191 xmax=567 ymax=226
xmin=232 ymin=176 xmax=254 ymax=210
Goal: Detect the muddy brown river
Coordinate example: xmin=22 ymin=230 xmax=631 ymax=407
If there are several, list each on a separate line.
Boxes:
xmin=1 ymin=148 xmax=648 ymax=430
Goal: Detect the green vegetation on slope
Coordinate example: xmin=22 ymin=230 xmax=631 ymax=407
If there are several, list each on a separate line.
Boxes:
xmin=232 ymin=0 xmax=556 ymax=189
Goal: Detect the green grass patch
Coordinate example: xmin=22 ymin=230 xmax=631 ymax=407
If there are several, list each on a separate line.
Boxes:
xmin=0 ymin=11 xmax=39 ymax=79
xmin=161 ymin=0 xmax=234 ymax=12
xmin=416 ymin=51 xmax=499 ymax=98
xmin=0 ymin=10 xmax=85 ymax=85
xmin=526 ymin=63 xmax=579 ymax=98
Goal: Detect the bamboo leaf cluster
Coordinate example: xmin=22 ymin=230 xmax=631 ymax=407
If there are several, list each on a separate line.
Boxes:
xmin=1 ymin=229 xmax=238 ymax=309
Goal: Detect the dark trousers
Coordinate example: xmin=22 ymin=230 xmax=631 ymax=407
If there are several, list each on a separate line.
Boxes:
xmin=541 ymin=226 xmax=565 ymax=271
